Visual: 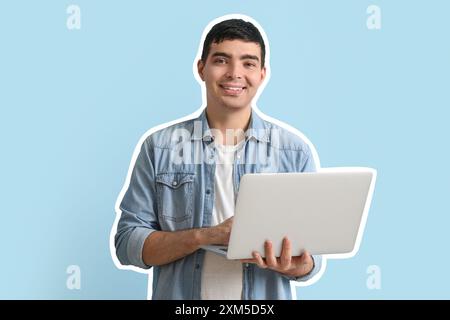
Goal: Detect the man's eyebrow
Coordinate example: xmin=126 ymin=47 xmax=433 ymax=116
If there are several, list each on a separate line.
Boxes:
xmin=211 ymin=52 xmax=260 ymax=62
xmin=240 ymin=54 xmax=260 ymax=62
xmin=211 ymin=52 xmax=232 ymax=59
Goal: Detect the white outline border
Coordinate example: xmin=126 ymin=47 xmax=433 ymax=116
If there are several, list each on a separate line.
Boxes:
xmin=109 ymin=13 xmax=377 ymax=300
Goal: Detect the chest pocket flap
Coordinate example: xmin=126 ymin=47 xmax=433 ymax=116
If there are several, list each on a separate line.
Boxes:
xmin=155 ymin=172 xmax=195 ymax=228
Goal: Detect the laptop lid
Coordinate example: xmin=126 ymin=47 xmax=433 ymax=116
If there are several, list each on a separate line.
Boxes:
xmin=225 ymin=168 xmax=376 ymax=260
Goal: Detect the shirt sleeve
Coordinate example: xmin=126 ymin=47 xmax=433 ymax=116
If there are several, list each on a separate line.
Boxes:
xmin=300 ymin=144 xmax=316 ymax=173
xmin=114 ymin=138 xmax=160 ymax=269
xmin=283 ymin=254 xmax=323 ymax=282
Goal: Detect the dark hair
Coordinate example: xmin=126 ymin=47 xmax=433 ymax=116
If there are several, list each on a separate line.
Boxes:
xmin=201 ymin=19 xmax=266 ymax=67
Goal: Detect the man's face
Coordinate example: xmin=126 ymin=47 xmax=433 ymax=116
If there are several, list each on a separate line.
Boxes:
xmin=198 ymin=39 xmax=266 ymax=111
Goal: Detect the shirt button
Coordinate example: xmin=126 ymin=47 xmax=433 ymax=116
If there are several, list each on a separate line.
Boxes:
xmin=195 ymin=264 xmax=200 ymax=269
xmin=206 ymin=189 xmax=211 ymax=195
xmin=172 ymin=181 xmax=178 ymax=186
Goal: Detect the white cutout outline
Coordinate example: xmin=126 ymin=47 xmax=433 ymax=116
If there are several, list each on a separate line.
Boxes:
xmin=109 ymin=13 xmax=377 ymax=300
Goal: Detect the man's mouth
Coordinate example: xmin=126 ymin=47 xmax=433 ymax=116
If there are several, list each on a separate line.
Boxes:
xmin=219 ymin=84 xmax=246 ymax=95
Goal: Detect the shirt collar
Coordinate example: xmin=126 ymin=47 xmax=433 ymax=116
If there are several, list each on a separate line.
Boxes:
xmin=191 ymin=108 xmax=270 ymax=143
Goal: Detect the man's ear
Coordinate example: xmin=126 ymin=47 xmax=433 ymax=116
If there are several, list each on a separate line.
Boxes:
xmin=260 ymin=66 xmax=267 ymax=82
xmin=197 ymin=60 xmax=205 ymax=81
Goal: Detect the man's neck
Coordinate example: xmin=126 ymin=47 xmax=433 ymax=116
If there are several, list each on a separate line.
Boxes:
xmin=205 ymin=105 xmax=251 ymax=146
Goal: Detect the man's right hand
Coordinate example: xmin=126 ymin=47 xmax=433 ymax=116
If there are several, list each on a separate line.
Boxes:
xmin=143 ymin=217 xmax=234 ymax=266
xmin=204 ymin=217 xmax=234 ymax=245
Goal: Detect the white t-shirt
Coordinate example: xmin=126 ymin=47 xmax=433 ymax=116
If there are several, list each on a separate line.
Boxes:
xmin=201 ymin=141 xmax=244 ymax=300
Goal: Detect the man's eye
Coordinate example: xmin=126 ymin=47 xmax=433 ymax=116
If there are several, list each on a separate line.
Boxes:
xmin=245 ymin=62 xmax=256 ymax=68
xmin=214 ymin=58 xmax=226 ymax=64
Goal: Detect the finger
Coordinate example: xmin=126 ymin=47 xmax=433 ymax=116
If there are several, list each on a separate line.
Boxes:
xmin=225 ymin=217 xmax=234 ymax=227
xmin=295 ymin=250 xmax=313 ymax=273
xmin=240 ymin=258 xmax=257 ymax=264
xmin=279 ymin=237 xmax=292 ymax=270
xmin=299 ymin=250 xmax=312 ymax=264
xmin=298 ymin=250 xmax=314 ymax=274
xmin=222 ymin=232 xmax=230 ymax=245
xmin=264 ymin=240 xmax=278 ymax=268
xmin=252 ymin=251 xmax=267 ymax=269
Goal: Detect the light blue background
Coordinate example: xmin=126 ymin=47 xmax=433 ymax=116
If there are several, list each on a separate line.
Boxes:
xmin=1 ymin=0 xmax=449 ymax=299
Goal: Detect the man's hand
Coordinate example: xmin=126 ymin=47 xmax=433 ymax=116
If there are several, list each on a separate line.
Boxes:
xmin=240 ymin=237 xmax=314 ymax=278
xmin=144 ymin=217 xmax=234 ymax=266
xmin=201 ymin=217 xmax=233 ymax=246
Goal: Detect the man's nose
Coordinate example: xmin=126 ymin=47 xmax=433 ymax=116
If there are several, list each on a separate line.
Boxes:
xmin=225 ymin=62 xmax=243 ymax=79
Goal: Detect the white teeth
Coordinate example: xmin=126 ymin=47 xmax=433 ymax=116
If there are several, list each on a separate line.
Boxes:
xmin=223 ymin=86 xmax=243 ymax=91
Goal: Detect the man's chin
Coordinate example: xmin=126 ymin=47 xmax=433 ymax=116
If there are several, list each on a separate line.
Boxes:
xmin=220 ymin=101 xmax=252 ymax=111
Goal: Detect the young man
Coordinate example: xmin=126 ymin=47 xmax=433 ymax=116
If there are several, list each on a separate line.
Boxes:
xmin=114 ymin=18 xmax=322 ymax=299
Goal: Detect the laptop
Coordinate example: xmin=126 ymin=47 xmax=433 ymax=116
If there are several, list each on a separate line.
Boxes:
xmin=201 ymin=168 xmax=376 ymax=260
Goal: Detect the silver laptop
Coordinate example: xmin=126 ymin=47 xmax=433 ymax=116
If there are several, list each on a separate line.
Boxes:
xmin=201 ymin=168 xmax=376 ymax=260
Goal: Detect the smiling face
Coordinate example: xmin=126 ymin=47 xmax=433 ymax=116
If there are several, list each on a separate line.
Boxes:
xmin=198 ymin=39 xmax=266 ymax=112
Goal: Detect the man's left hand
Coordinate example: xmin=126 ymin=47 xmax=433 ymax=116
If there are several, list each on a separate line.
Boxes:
xmin=240 ymin=237 xmax=314 ymax=278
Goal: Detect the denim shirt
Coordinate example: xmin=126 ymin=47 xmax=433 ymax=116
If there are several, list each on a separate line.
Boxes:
xmin=115 ymin=108 xmax=322 ymax=300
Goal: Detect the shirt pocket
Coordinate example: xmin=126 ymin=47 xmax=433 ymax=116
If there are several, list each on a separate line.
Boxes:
xmin=155 ymin=172 xmax=195 ymax=230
